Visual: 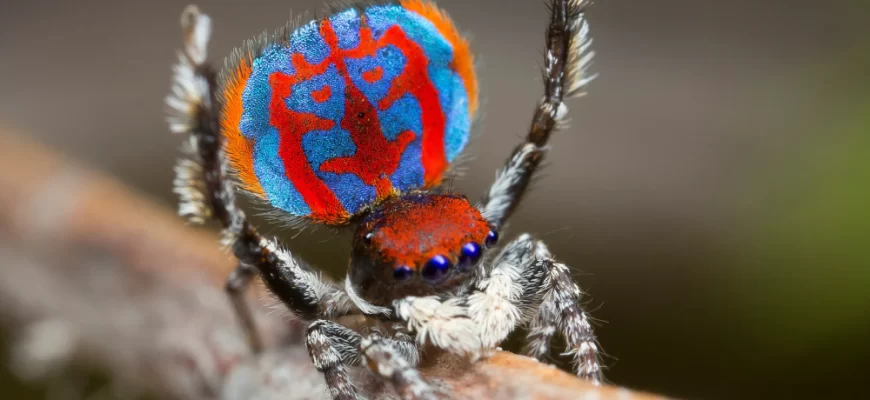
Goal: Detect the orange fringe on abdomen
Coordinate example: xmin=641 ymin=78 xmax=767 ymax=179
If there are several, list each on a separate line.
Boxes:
xmin=221 ymin=56 xmax=266 ymax=197
xmin=400 ymin=0 xmax=479 ymax=117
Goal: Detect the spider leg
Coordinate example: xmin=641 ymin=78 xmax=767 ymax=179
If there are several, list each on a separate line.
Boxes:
xmin=166 ymin=6 xmax=352 ymax=325
xmin=524 ymin=239 xmax=602 ymax=384
xmin=307 ymin=320 xmax=434 ymax=400
xmin=478 ymin=0 xmax=595 ymax=229
xmin=467 ymin=234 xmax=602 ymax=383
xmin=360 ymin=328 xmax=438 ymax=400
xmin=306 ymin=320 xmax=363 ymax=400
xmin=225 ymin=261 xmax=263 ymax=352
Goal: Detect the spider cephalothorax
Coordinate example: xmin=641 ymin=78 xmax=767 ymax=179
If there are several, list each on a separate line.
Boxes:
xmin=350 ymin=193 xmax=495 ymax=304
xmin=167 ymin=1 xmax=602 ymax=399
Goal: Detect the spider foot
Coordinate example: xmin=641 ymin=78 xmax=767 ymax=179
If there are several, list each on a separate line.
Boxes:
xmin=361 ymin=335 xmax=439 ymax=400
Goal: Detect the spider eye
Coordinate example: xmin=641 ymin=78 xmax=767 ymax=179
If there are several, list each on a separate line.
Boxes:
xmin=393 ymin=265 xmax=414 ymax=281
xmin=485 ymin=230 xmax=499 ymax=247
xmin=457 ymin=242 xmax=482 ymax=272
xmin=363 ymin=232 xmax=374 ymax=245
xmin=421 ymin=255 xmax=451 ymax=283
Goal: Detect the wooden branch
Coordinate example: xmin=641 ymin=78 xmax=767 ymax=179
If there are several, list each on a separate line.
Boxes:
xmin=0 ymin=132 xmax=665 ymax=399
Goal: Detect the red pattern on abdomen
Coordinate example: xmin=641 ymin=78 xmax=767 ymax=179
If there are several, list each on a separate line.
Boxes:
xmin=268 ymin=18 xmax=447 ymax=223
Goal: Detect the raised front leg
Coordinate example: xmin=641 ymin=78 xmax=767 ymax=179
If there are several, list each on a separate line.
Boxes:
xmin=478 ymin=0 xmax=595 ymax=229
xmin=166 ymin=6 xmax=352 ymax=324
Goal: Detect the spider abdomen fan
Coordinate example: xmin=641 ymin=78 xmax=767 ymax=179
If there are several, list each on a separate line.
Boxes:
xmin=220 ymin=0 xmax=478 ymax=225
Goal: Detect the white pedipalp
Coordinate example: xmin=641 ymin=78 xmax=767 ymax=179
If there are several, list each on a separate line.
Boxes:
xmin=393 ymin=296 xmax=481 ymax=357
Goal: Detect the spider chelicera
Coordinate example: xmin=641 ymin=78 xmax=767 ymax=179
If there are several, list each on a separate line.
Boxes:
xmin=166 ymin=1 xmax=600 ymax=398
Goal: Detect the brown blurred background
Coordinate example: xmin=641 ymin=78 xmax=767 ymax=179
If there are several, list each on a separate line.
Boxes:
xmin=2 ymin=0 xmax=869 ymax=398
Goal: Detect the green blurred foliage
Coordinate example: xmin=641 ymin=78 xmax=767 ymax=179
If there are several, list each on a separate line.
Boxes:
xmin=729 ymin=45 xmax=870 ymax=394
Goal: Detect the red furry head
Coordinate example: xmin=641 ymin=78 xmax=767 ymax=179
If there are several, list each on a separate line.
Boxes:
xmin=350 ymin=193 xmax=497 ymax=304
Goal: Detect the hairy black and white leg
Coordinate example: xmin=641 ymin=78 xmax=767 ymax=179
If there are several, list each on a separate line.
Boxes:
xmin=307 ymin=320 xmax=434 ymax=400
xmin=166 ymin=6 xmax=351 ymax=323
xmin=466 ymin=234 xmax=602 ymax=383
xmin=360 ymin=327 xmax=437 ymax=400
xmin=307 ymin=320 xmax=363 ymax=400
xmin=524 ymin=240 xmax=602 ymax=384
xmin=478 ymin=0 xmax=595 ymax=229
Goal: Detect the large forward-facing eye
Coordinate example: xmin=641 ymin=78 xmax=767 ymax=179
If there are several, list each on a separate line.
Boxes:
xmin=457 ymin=242 xmax=482 ymax=272
xmin=422 ymin=255 xmax=451 ymax=283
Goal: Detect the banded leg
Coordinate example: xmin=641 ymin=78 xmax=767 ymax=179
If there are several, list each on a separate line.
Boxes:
xmin=525 ymin=241 xmax=602 ymax=384
xmin=467 ymin=234 xmax=602 ymax=383
xmin=307 ymin=320 xmax=433 ymax=400
xmin=306 ymin=320 xmax=362 ymax=400
xmin=225 ymin=262 xmax=262 ymax=352
xmin=166 ymin=6 xmax=348 ymax=323
xmin=479 ymin=0 xmax=595 ymax=228
xmin=360 ymin=328 xmax=436 ymax=400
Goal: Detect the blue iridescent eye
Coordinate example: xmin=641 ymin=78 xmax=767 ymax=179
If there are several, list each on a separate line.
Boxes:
xmin=485 ymin=230 xmax=499 ymax=247
xmin=422 ymin=255 xmax=451 ymax=282
xmin=458 ymin=242 xmax=482 ymax=271
xmin=393 ymin=265 xmax=414 ymax=281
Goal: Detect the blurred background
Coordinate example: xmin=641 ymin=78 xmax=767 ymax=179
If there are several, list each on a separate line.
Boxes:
xmin=1 ymin=0 xmax=868 ymax=398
